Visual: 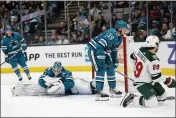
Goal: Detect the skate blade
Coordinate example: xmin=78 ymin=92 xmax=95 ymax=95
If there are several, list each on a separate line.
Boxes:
xmin=110 ymin=94 xmax=122 ymax=98
xmin=95 ymin=97 xmax=109 ymax=101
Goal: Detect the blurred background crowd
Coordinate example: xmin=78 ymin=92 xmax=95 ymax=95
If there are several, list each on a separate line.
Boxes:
xmin=0 ymin=1 xmax=176 ymax=46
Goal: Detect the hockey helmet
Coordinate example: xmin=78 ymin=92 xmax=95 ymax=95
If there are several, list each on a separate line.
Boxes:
xmin=5 ymin=25 xmax=13 ymax=32
xmin=115 ymin=20 xmax=128 ymax=30
xmin=52 ymin=61 xmax=63 ymax=75
xmin=144 ymin=35 xmax=160 ymax=48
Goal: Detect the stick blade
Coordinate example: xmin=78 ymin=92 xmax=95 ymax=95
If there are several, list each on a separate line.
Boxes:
xmin=166 ymin=96 xmax=175 ymax=100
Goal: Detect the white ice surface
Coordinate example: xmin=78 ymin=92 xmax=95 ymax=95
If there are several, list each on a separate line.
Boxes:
xmin=1 ymin=72 xmax=175 ymax=117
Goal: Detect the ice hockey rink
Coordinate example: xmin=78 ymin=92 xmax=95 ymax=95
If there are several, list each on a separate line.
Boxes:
xmin=1 ymin=72 xmax=175 ymax=117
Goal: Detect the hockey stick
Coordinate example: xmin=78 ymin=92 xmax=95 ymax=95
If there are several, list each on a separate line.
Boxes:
xmin=114 ymin=69 xmax=136 ymax=84
xmin=105 ymin=64 xmax=137 ymax=84
xmin=105 ymin=65 xmax=175 ymax=100
xmin=0 ymin=50 xmax=22 ymax=66
xmin=0 ymin=54 xmax=16 ymax=66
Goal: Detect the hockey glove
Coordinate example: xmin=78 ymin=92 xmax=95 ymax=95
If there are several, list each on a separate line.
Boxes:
xmin=21 ymin=43 xmax=27 ymax=51
xmin=5 ymin=55 xmax=9 ymax=63
xmin=47 ymin=80 xmax=65 ymax=95
xmin=44 ymin=76 xmax=62 ymax=87
xmin=114 ymin=60 xmax=119 ymax=69
xmin=164 ymin=77 xmax=176 ymax=88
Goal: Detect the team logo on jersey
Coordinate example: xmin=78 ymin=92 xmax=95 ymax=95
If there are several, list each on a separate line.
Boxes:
xmin=151 ymin=89 xmax=155 ymax=93
xmin=10 ymin=40 xmax=19 ymax=49
xmin=152 ymin=55 xmax=159 ymax=60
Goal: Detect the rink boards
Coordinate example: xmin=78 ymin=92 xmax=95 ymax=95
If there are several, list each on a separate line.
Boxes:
xmin=1 ymin=41 xmax=175 ymax=76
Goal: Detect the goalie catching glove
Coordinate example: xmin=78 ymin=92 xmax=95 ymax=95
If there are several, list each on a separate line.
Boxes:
xmin=47 ymin=80 xmax=65 ymax=95
xmin=43 ymin=76 xmax=61 ymax=87
xmin=164 ymin=77 xmax=176 ymax=88
xmin=43 ymin=76 xmax=65 ymax=95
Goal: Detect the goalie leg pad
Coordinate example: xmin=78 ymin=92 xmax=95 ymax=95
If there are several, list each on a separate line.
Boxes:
xmin=70 ymin=78 xmax=95 ymax=95
xmin=12 ymin=83 xmax=47 ymax=96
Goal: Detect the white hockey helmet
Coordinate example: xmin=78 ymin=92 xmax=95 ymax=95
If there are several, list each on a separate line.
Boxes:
xmin=144 ymin=35 xmax=160 ymax=48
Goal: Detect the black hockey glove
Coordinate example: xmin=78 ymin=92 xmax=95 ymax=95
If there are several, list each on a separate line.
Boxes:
xmin=164 ymin=77 xmax=176 ymax=88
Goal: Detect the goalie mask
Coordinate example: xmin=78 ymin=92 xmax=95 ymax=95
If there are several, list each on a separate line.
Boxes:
xmin=52 ymin=61 xmax=63 ymax=76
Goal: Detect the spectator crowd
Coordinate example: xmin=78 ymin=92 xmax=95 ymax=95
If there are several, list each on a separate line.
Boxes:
xmin=0 ymin=1 xmax=175 ymax=46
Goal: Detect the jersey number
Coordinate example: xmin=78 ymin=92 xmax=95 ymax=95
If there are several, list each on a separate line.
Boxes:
xmin=134 ymin=59 xmax=143 ymax=78
xmin=107 ymin=33 xmax=114 ymax=40
xmin=153 ymin=64 xmax=160 ymax=70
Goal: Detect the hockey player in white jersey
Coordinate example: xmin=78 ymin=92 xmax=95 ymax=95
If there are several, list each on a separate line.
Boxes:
xmin=120 ymin=35 xmax=176 ymax=108
xmin=11 ymin=61 xmax=96 ymax=96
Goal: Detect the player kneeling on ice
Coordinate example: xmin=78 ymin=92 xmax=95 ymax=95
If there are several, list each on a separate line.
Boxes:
xmin=11 ymin=61 xmax=96 ymax=96
xmin=120 ymin=35 xmax=176 ymax=108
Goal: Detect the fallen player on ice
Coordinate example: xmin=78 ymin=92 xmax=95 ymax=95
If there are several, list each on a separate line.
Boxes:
xmin=120 ymin=35 xmax=176 ymax=108
xmin=11 ymin=61 xmax=96 ymax=96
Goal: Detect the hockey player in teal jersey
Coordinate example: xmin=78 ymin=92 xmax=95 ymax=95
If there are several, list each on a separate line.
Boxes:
xmin=11 ymin=61 xmax=96 ymax=96
xmin=38 ymin=61 xmax=75 ymax=95
xmin=87 ymin=20 xmax=129 ymax=101
xmin=1 ymin=25 xmax=32 ymax=81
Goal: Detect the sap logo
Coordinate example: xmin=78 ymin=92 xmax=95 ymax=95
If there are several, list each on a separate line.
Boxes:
xmin=168 ymin=44 xmax=176 ymax=64
xmin=24 ymin=52 xmax=40 ymax=61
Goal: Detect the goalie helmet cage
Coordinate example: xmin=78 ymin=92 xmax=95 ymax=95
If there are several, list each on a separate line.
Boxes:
xmin=91 ymin=37 xmax=129 ymax=92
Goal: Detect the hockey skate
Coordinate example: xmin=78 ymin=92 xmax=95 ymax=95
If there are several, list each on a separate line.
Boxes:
xmin=27 ymin=74 xmax=32 ymax=80
xmin=95 ymin=91 xmax=109 ymax=101
xmin=18 ymin=75 xmax=23 ymax=83
xmin=109 ymin=87 xmax=122 ymax=98
xmin=120 ymin=93 xmax=135 ymax=108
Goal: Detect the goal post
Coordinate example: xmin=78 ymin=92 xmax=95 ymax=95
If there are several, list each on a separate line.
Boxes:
xmin=122 ymin=36 xmax=128 ymax=92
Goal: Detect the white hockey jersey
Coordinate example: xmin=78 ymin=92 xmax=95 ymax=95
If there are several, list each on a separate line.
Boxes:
xmin=130 ymin=47 xmax=162 ymax=85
